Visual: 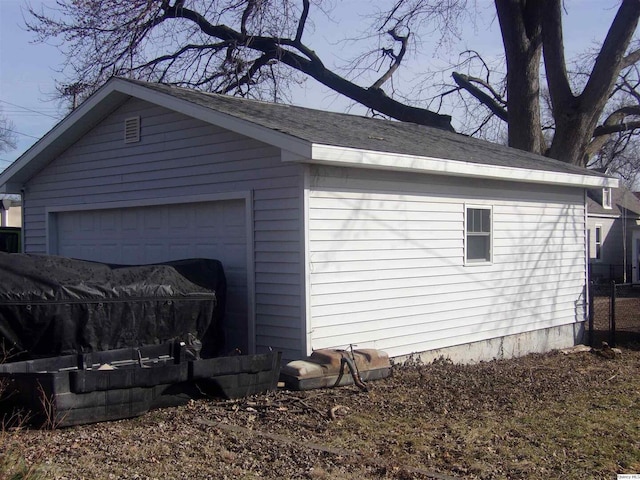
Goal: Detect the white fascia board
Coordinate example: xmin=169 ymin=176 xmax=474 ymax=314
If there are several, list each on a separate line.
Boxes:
xmin=115 ymin=81 xmax=312 ymax=158
xmin=308 ymin=144 xmax=619 ymax=189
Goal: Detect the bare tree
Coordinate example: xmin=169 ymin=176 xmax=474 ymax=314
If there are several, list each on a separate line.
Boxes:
xmin=25 ymin=0 xmax=454 ymax=130
xmin=588 ymin=113 xmax=640 ymax=189
xmin=25 ymin=0 xmax=640 ymax=167
xmin=0 ymin=109 xmax=17 ymax=154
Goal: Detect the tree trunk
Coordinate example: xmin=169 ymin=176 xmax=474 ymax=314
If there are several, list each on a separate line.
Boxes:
xmin=547 ymin=113 xmax=595 ymax=165
xmin=495 ymin=0 xmax=544 ymax=155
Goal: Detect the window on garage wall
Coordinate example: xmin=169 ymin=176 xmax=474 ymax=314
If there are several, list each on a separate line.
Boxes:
xmin=465 ymin=205 xmax=492 ymax=264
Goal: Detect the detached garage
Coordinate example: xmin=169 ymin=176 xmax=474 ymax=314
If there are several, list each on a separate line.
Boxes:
xmin=0 ymin=78 xmax=617 ymax=362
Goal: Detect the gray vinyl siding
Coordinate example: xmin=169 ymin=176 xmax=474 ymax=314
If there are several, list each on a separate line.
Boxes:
xmin=22 ymin=98 xmax=305 ymax=360
xmin=307 ymin=165 xmax=587 ymax=358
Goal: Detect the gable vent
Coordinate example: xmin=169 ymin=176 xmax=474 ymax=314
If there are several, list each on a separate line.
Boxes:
xmin=124 ymin=116 xmax=141 ymax=143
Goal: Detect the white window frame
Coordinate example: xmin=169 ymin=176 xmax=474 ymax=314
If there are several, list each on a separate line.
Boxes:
xmin=465 ymin=204 xmax=493 ymax=265
xmin=602 ymin=187 xmax=612 ymax=210
xmin=594 ymin=224 xmax=603 ymax=262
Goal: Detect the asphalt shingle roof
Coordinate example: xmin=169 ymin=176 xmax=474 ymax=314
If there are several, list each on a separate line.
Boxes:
xmin=129 ymin=79 xmax=609 ymax=180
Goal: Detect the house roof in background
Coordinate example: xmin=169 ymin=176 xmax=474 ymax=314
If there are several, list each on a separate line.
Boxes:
xmin=588 ymin=187 xmax=640 ymax=217
xmin=0 ymin=77 xmax=618 ymax=193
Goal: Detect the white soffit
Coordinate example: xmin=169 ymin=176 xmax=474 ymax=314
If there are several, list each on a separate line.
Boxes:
xmin=306 ymin=144 xmax=619 ymax=189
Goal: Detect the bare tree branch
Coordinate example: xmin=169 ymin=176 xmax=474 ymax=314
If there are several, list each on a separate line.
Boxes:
xmin=621 ymin=48 xmax=640 ymax=69
xmin=586 ymin=105 xmax=640 ymax=157
xmin=157 ymin=4 xmax=453 ymax=128
xmin=240 ymin=0 xmax=257 ymax=36
xmin=452 ymin=72 xmax=508 ymax=122
xmin=0 ymin=109 xmax=17 ymax=154
xmin=581 ymin=0 xmax=640 ymax=109
xmin=371 ymin=29 xmax=409 ymax=90
xmin=222 ymin=52 xmax=277 ymax=94
xmin=295 ymin=0 xmax=310 ymax=43
xmin=593 ymin=120 xmax=640 ymax=136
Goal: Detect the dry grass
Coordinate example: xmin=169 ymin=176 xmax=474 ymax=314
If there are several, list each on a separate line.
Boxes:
xmin=1 ymin=347 xmax=639 ymax=480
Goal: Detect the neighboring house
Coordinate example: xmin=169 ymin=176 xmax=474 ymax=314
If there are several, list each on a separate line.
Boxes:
xmin=0 ymin=78 xmax=618 ymax=362
xmin=0 ymin=194 xmax=22 ymax=228
xmin=587 ymin=186 xmax=640 ymax=284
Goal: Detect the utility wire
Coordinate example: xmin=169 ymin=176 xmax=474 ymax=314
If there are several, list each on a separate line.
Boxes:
xmin=0 ymin=99 xmax=62 ymax=120
xmin=4 ymin=127 xmax=40 ymax=140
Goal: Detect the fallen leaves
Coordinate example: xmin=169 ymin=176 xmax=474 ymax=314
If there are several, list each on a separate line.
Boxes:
xmin=2 ymin=347 xmax=640 ymax=479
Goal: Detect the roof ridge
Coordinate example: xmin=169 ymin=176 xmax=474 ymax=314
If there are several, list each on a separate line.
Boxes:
xmin=121 ymin=77 xmax=451 ymax=129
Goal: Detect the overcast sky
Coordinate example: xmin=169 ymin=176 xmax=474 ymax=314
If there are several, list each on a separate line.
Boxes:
xmin=0 ymin=0 xmax=618 ymax=172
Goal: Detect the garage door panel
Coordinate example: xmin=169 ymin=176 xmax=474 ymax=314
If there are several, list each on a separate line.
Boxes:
xmin=168 ymin=206 xmax=190 ymax=229
xmin=143 ymin=244 xmax=166 ymax=263
xmin=100 ymin=244 xmax=120 ymax=260
xmin=79 ymin=214 xmax=95 ymax=232
xmin=121 ymin=244 xmax=142 ymax=263
xmin=122 ymin=211 xmax=139 ymax=231
xmin=54 ymin=200 xmax=249 ymax=352
xmin=100 ymin=211 xmax=118 ymax=231
xmin=196 ymin=205 xmax=220 ymax=227
xmin=193 ymin=243 xmax=217 ymax=258
xmin=142 ymin=209 xmax=164 ymax=232
xmin=168 ymin=244 xmax=191 ymax=259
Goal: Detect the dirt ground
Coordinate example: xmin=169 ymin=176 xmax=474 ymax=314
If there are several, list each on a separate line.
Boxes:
xmin=2 ymin=345 xmax=640 ymax=480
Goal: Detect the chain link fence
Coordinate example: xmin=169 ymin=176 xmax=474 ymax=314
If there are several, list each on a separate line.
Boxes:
xmin=588 ymin=282 xmax=640 ymax=348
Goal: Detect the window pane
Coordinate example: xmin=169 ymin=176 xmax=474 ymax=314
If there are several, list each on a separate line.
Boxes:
xmin=467 ymin=208 xmax=490 ymax=233
xmin=467 ymin=236 xmax=490 ymax=261
xmin=480 ymin=209 xmax=490 ymax=232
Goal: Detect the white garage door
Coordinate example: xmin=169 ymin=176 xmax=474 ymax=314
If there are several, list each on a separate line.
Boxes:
xmin=54 ymin=199 xmax=249 ymax=353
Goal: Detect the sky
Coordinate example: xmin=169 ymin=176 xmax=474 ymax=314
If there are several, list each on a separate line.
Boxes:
xmin=0 ymin=0 xmax=620 ymax=173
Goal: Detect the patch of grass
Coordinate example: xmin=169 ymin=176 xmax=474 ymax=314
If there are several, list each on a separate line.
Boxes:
xmin=302 ymin=350 xmax=640 ymax=479
xmin=0 ymin=435 xmax=49 ymax=480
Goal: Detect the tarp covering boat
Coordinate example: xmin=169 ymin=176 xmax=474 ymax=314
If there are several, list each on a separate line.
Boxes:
xmin=0 ymin=254 xmax=226 ymax=360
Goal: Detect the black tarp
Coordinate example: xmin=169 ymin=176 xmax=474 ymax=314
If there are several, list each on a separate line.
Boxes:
xmin=0 ymin=254 xmax=226 ymax=360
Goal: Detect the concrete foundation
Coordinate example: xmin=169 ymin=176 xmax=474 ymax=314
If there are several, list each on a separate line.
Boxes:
xmin=394 ymin=322 xmax=586 ymax=365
